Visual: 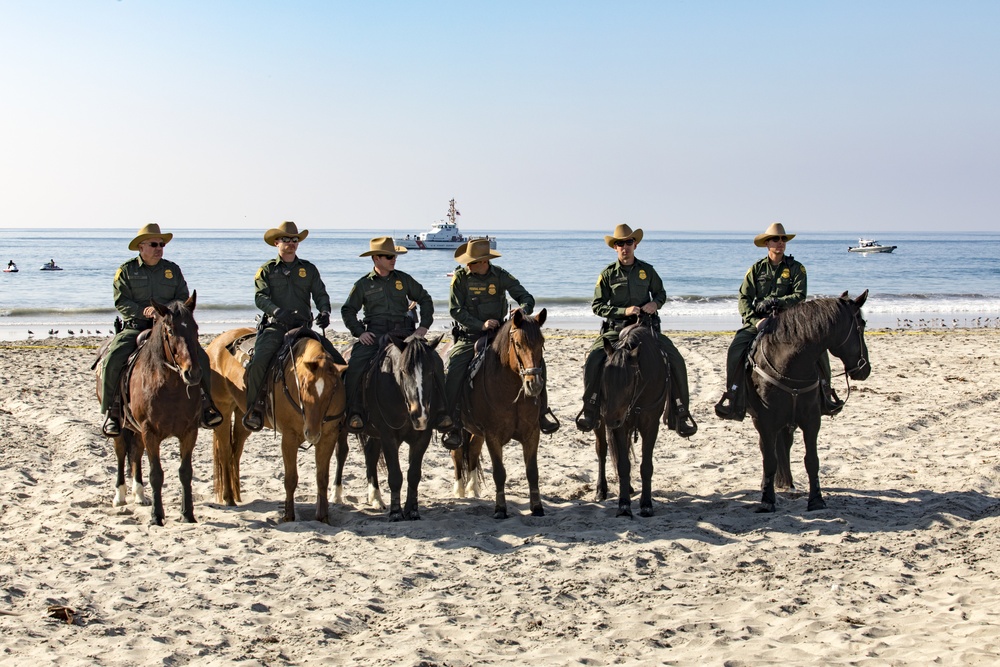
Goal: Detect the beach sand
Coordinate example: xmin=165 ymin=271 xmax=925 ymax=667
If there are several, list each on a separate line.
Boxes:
xmin=2 ymin=328 xmax=1000 ymax=665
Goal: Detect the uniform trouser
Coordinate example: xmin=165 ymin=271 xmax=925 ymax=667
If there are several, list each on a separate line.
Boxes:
xmin=100 ymin=328 xmax=213 ymax=414
xmin=344 ymin=337 xmax=447 ymax=418
xmin=246 ymin=325 xmax=346 ymax=412
xmin=445 ymin=338 xmax=551 ymax=422
xmin=725 ymin=324 xmax=833 ymax=391
xmin=581 ymin=331 xmax=690 ymax=409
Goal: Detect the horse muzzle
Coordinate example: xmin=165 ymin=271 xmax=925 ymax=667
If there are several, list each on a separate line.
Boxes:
xmin=179 ymin=367 xmax=202 ymax=386
xmin=848 ymin=358 xmax=871 ymax=381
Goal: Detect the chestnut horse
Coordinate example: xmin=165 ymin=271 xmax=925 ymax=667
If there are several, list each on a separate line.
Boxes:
xmin=451 ymin=309 xmax=548 ymax=519
xmin=593 ymin=321 xmax=669 ymax=518
xmin=93 ymin=294 xmax=203 ymax=526
xmin=748 ymin=291 xmax=871 ymax=512
xmin=207 ymin=327 xmax=348 ymax=523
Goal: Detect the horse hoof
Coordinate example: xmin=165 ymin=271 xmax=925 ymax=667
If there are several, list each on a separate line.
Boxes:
xmin=807 ymin=499 xmax=828 ymax=512
xmin=181 ymin=514 xmax=197 ymax=524
xmin=639 ymin=506 xmax=653 ymax=518
xmin=388 ymin=511 xmax=404 ymax=522
xmin=531 ymin=506 xmax=544 ymax=517
xmin=405 ymin=511 xmax=421 ymax=521
xmin=595 ymin=491 xmax=607 ymax=502
xmin=493 ymin=510 xmax=508 ymax=520
xmin=149 ymin=515 xmax=165 ymax=527
xmin=755 ymin=503 xmax=776 ymax=513
xmin=616 ymin=507 xmax=633 ymax=518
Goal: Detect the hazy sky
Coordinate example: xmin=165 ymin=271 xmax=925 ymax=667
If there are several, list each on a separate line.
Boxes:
xmin=2 ymin=1 xmax=997 ymax=232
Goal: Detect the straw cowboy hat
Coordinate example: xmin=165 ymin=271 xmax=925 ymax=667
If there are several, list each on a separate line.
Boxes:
xmin=264 ymin=221 xmax=309 ymax=245
xmin=454 ymin=238 xmax=501 ymax=265
xmin=604 ymin=223 xmax=644 ymax=249
xmin=129 ymin=223 xmax=174 ymax=251
xmin=359 ymin=236 xmax=408 ymax=257
xmin=753 ymin=222 xmax=796 ymax=247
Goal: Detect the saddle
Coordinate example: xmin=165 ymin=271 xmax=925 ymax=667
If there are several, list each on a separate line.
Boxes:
xmin=465 ymin=328 xmax=496 ymax=388
xmin=239 ymin=326 xmax=327 ymax=418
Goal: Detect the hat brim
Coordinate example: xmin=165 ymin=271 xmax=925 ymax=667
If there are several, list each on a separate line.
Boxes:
xmin=454 ymin=243 xmax=501 ymax=265
xmin=129 ymin=232 xmax=173 ymax=251
xmin=604 ymin=228 xmax=644 ymax=248
xmin=264 ymin=228 xmax=309 ymax=245
xmin=754 ymin=232 xmax=795 ymax=248
xmin=359 ymin=246 xmax=408 ymax=257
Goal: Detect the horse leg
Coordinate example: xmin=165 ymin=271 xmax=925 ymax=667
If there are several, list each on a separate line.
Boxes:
xmin=522 ymin=432 xmax=544 ymax=516
xmin=113 ymin=435 xmax=128 ymax=507
xmin=484 ymin=436 xmax=509 ymax=519
xmin=333 ymin=430 xmax=349 ymax=505
xmin=756 ymin=424 xmax=779 ymax=513
xmin=364 ymin=437 xmax=385 ymax=510
xmin=594 ymin=422 xmax=609 ymax=502
xmin=126 ymin=431 xmax=149 ymax=506
xmin=314 ymin=431 xmax=336 ymax=524
xmin=451 ymin=439 xmax=468 ymax=499
xmin=381 ymin=437 xmax=405 ymax=522
xmin=802 ymin=420 xmax=826 ymax=511
xmin=213 ymin=412 xmax=238 ymax=506
xmin=402 ymin=436 xmax=431 ymax=520
xmin=280 ymin=433 xmax=300 ymax=522
xmin=612 ymin=427 xmax=633 ymax=518
xmin=638 ymin=421 xmax=657 ymax=518
xmin=231 ymin=420 xmax=248 ymax=505
xmin=466 ymin=434 xmax=484 ymax=498
xmin=144 ymin=434 xmax=166 ymax=526
xmin=774 ymin=426 xmax=796 ymax=491
xmin=177 ymin=430 xmax=197 ymax=524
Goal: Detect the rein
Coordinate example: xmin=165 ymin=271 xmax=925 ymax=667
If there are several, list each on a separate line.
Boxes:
xmin=272 ymin=341 xmax=346 ymax=446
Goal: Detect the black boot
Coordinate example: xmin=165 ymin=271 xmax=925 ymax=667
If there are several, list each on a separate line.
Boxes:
xmin=575 ymin=399 xmax=598 ymax=432
xmin=200 ymin=393 xmax=223 ymax=430
xmin=821 ymin=382 xmax=844 ymax=416
xmin=241 ymin=408 xmax=264 ymax=432
xmin=673 ymin=402 xmax=697 ymax=438
xmin=102 ymin=414 xmax=122 ymax=438
xmin=714 ymin=386 xmax=746 ymax=421
xmin=442 ymin=425 xmax=464 ymax=450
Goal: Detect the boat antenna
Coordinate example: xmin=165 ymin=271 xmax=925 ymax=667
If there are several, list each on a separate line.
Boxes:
xmin=448 ymin=199 xmax=460 ymax=226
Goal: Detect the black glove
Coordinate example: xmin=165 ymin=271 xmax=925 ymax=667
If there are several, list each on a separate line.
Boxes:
xmin=273 ymin=308 xmax=296 ymax=327
xmin=754 ymin=298 xmax=779 ymax=317
xmin=315 ymin=311 xmax=330 ymax=329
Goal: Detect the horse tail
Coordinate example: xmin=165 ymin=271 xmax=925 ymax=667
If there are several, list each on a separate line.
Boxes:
xmin=212 ymin=418 xmax=241 ymax=505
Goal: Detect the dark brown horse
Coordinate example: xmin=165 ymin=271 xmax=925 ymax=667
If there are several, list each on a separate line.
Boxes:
xmin=207 ymin=327 xmax=348 ymax=523
xmin=349 ymin=332 xmax=446 ymax=521
xmin=451 ymin=309 xmax=547 ymax=519
xmin=593 ymin=322 xmax=669 ymax=518
xmin=94 ymin=294 xmax=203 ymax=526
xmin=748 ymin=291 xmax=870 ymax=512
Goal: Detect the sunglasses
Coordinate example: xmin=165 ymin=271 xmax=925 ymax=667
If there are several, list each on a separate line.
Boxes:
xmin=613 ymin=238 xmax=636 ymax=248
xmin=376 ymin=254 xmax=397 ymax=260
xmin=279 ymin=236 xmax=300 ymax=243
xmin=769 ymin=236 xmax=789 ymax=243
xmin=144 ymin=242 xmax=166 ymax=248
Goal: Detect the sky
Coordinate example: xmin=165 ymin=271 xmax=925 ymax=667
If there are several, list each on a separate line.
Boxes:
xmin=1 ymin=1 xmax=998 ymax=233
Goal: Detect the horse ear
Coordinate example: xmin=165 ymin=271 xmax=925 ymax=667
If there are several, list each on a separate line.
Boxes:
xmin=185 ymin=290 xmax=197 ymax=311
xmin=629 ymin=346 xmax=641 ymax=360
xmin=854 ymin=289 xmax=869 ymax=308
xmin=512 ymin=309 xmax=524 ymax=326
xmin=333 ymin=363 xmax=349 ymax=378
xmin=427 ymin=334 xmax=443 ymax=349
xmin=152 ymin=300 xmax=170 ymax=318
xmin=391 ymin=335 xmax=406 ymax=351
xmin=840 ymin=290 xmax=849 ymax=299
xmin=536 ymin=308 xmax=547 ymax=327
xmin=602 ymin=337 xmax=615 ymax=356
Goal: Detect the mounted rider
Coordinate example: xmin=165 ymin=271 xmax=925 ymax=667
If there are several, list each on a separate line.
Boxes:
xmin=341 ymin=237 xmax=452 ymax=435
xmin=440 ymin=238 xmax=560 ymax=449
xmin=100 ymin=223 xmax=222 ymax=437
xmin=575 ymin=224 xmax=697 ymax=438
xmin=714 ymin=222 xmax=844 ymax=421
xmin=242 ymin=221 xmax=345 ymax=432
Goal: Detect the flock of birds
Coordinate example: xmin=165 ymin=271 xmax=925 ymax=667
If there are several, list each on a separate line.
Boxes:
xmin=27 ymin=329 xmax=105 ymax=338
xmin=895 ymin=317 xmax=997 ymax=329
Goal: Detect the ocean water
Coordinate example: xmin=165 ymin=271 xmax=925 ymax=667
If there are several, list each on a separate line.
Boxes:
xmin=2 ymin=228 xmax=999 ymax=340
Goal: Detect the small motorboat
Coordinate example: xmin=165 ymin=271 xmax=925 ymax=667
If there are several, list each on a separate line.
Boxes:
xmin=40 ymin=260 xmax=63 ymax=271
xmin=398 ymin=199 xmax=497 ymax=250
xmin=3 ymin=262 xmax=17 ymax=273
xmin=848 ymin=238 xmax=896 ymax=253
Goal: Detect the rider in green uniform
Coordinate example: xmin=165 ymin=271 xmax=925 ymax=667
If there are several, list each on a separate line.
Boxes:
xmin=714 ymin=222 xmax=843 ymax=420
xmin=341 ymin=237 xmax=451 ymax=434
xmin=440 ymin=239 xmax=560 ymax=449
xmin=242 ymin=221 xmax=344 ymax=431
xmin=575 ymin=224 xmax=697 ymax=438
xmin=100 ymin=223 xmax=222 ymax=437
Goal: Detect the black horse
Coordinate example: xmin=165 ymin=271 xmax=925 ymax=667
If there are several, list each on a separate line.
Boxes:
xmin=593 ymin=322 xmax=670 ymax=518
xmin=351 ymin=332 xmax=446 ymax=521
xmin=748 ymin=291 xmax=871 ymax=513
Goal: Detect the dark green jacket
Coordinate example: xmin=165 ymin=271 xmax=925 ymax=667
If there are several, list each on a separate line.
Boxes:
xmin=254 ymin=256 xmax=331 ymax=324
xmin=449 ymin=264 xmax=533 ymax=333
xmin=113 ymin=257 xmax=189 ymax=329
xmin=737 ymin=255 xmax=807 ymax=328
xmin=591 ymin=258 xmax=666 ymax=322
xmin=341 ymin=269 xmax=433 ymax=337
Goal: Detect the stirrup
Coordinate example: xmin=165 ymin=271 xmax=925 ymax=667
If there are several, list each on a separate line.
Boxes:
xmin=347 ymin=414 xmax=365 ymax=433
xmin=200 ymin=406 xmax=223 ymax=430
xmin=539 ymin=408 xmax=560 ymax=434
xmin=242 ymin=409 xmax=264 ymax=432
xmin=575 ymin=407 xmax=597 ymax=433
xmin=674 ymin=405 xmax=698 ymax=438
xmin=435 ymin=413 xmax=454 ymax=431
xmin=102 ymin=415 xmax=121 ymax=438
xmin=714 ymin=391 xmax=745 ymax=422
xmin=442 ymin=427 xmax=464 ymax=450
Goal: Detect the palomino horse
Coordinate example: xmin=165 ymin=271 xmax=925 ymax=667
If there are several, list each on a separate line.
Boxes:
xmin=748 ymin=291 xmax=871 ymax=513
xmin=451 ymin=309 xmax=548 ymax=519
xmin=349 ymin=332 xmax=446 ymax=521
xmin=94 ymin=294 xmax=203 ymax=526
xmin=593 ymin=321 xmax=669 ymax=518
xmin=207 ymin=327 xmax=348 ymax=523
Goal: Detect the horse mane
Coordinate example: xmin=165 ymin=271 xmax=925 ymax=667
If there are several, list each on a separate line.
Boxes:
xmin=769 ymin=298 xmax=845 ymax=343
xmin=488 ymin=314 xmax=543 ymax=372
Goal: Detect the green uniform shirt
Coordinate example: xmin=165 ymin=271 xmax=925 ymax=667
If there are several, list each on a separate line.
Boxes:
xmin=341 ymin=269 xmax=433 ymax=338
xmin=254 ymin=256 xmax=331 ymax=322
xmin=113 ymin=257 xmax=189 ymax=328
xmin=737 ymin=255 xmax=807 ymax=327
xmin=591 ymin=258 xmax=666 ymax=322
xmin=449 ymin=264 xmax=534 ymax=333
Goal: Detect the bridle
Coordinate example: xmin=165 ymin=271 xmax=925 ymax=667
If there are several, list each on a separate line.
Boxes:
xmin=602 ymin=342 xmax=668 ymax=441
xmin=509 ymin=330 xmax=544 ymax=402
xmin=272 ymin=340 xmax=346 ymax=446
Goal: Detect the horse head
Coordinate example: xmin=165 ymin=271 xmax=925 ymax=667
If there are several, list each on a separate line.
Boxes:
xmin=831 ymin=290 xmax=871 ymax=381
xmin=289 ymin=337 xmax=349 ymax=445
xmin=600 ymin=335 xmax=642 ymax=430
xmin=502 ymin=308 xmax=547 ymax=398
xmin=391 ymin=334 xmax=443 ymax=431
xmin=151 ymin=291 xmax=202 ymax=387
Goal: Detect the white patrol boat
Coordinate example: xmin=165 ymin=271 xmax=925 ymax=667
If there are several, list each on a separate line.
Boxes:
xmin=848 ymin=238 xmax=897 ymax=253
xmin=398 ymin=199 xmax=497 ymax=251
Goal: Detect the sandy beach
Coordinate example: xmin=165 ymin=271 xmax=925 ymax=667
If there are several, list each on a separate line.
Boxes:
xmin=2 ymin=327 xmax=1000 ymax=665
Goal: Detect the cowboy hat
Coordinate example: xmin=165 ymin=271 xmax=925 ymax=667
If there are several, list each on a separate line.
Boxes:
xmin=129 ymin=223 xmax=174 ymax=251
xmin=604 ymin=223 xmax=644 ymax=249
xmin=264 ymin=221 xmax=309 ymax=246
xmin=454 ymin=238 xmax=501 ymax=265
xmin=359 ymin=236 xmax=408 ymax=257
xmin=753 ymin=222 xmax=795 ymax=247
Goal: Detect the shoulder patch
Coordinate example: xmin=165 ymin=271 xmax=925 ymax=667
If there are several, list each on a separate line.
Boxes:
xmin=255 ymin=267 xmax=264 ymax=280
xmin=114 ymin=267 xmax=123 ymax=282
xmin=800 ymin=265 xmax=806 ymax=275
